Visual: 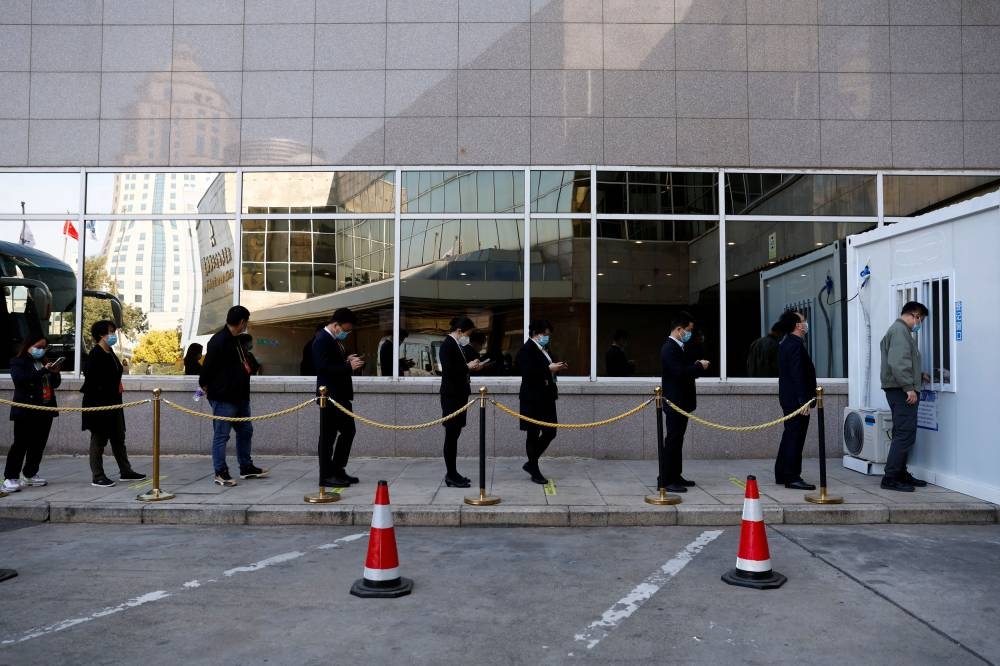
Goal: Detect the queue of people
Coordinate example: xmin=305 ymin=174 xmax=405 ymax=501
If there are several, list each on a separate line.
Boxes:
xmin=3 ymin=302 xmax=934 ymax=495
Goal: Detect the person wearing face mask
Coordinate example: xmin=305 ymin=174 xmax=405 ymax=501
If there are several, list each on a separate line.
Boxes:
xmin=879 ymin=301 xmax=931 ymax=492
xmin=659 ymin=312 xmax=710 ymax=492
xmin=3 ymin=336 xmax=62 ymax=493
xmin=439 ymin=317 xmax=483 ymax=487
xmin=313 ymin=307 xmax=364 ymax=487
xmin=516 ymin=319 xmax=567 ymax=484
xmin=81 ymin=320 xmax=145 ymax=487
xmin=199 ymin=305 xmax=267 ymax=487
xmin=775 ymin=310 xmax=817 ymax=490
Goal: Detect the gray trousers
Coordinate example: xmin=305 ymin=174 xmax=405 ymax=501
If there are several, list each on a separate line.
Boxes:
xmin=884 ymin=388 xmax=918 ymax=478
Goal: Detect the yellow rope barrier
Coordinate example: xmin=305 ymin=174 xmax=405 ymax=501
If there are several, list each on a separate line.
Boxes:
xmin=162 ymin=397 xmax=318 ymax=422
xmin=328 ymin=398 xmax=476 ymax=430
xmin=662 ymin=398 xmax=816 ymax=432
xmin=490 ymin=397 xmax=654 ymax=429
xmin=0 ymin=398 xmax=151 ymax=413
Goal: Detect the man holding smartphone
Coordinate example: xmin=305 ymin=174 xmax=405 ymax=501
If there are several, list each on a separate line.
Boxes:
xmin=313 ymin=307 xmax=364 ymax=487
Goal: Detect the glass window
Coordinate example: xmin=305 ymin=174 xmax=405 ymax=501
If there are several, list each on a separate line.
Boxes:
xmin=242 ymin=171 xmax=394 ymax=214
xmin=725 ymin=173 xmax=876 ymax=217
xmin=597 ymin=171 xmax=718 ymax=215
xmin=726 ymin=220 xmax=876 ymax=379
xmin=0 ymin=173 xmax=81 ymax=215
xmin=597 ymin=219 xmax=720 ymax=377
xmin=402 ymin=171 xmax=524 ymax=214
xmin=530 ymin=170 xmax=590 ymax=214
xmin=883 ymin=175 xmax=1000 ymax=217
xmin=86 ymin=172 xmax=235 ymax=215
xmin=893 ymin=276 xmax=953 ymax=389
xmin=399 ymin=218 xmax=523 ymax=377
xmin=530 ymin=219 xmax=590 ymax=376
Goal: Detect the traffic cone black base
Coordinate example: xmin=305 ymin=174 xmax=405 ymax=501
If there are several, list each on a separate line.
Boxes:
xmin=0 ymin=569 xmax=17 ymax=583
xmin=721 ymin=568 xmax=787 ymax=590
xmin=350 ymin=576 xmax=413 ymax=598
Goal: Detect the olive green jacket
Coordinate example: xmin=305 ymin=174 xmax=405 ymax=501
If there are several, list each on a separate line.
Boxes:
xmin=880 ymin=318 xmax=922 ymax=393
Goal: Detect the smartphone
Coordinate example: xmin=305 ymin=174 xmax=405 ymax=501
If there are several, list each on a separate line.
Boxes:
xmin=53 ymin=357 xmax=66 ymax=367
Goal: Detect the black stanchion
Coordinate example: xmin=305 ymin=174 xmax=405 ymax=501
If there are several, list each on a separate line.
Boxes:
xmin=465 ymin=387 xmax=500 ymax=506
xmin=645 ymin=387 xmax=681 ymax=506
xmin=806 ymin=386 xmax=842 ymax=504
xmin=305 ymin=386 xmax=341 ymax=504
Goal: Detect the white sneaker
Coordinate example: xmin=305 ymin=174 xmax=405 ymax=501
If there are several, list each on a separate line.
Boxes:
xmin=1 ymin=479 xmax=21 ymax=493
xmin=20 ymin=475 xmax=47 ymax=487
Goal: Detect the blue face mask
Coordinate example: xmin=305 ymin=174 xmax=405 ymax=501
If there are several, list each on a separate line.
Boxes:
xmin=107 ymin=334 xmax=118 ymax=346
xmin=334 ymin=330 xmax=349 ymax=341
xmin=537 ymin=335 xmax=550 ymax=347
xmin=680 ymin=330 xmax=692 ymax=343
xmin=29 ymin=347 xmax=45 ymax=360
xmin=912 ymin=323 xmax=921 ymax=333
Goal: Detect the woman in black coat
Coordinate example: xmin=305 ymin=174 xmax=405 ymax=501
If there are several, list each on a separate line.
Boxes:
xmin=183 ymin=343 xmax=203 ymax=376
xmin=439 ymin=316 xmax=483 ymax=487
xmin=3 ymin=335 xmax=62 ymax=492
xmin=516 ymin=319 xmax=567 ymax=484
xmin=80 ymin=320 xmax=144 ymax=487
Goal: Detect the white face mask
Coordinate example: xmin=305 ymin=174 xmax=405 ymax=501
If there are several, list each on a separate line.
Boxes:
xmin=800 ymin=322 xmax=809 ymax=335
xmin=458 ymin=335 xmax=470 ymax=346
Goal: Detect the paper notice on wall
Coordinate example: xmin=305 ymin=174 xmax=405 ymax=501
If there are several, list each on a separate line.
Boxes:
xmin=917 ymin=390 xmax=938 ymax=431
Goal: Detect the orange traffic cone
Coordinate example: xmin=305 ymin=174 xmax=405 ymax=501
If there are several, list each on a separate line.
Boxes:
xmin=350 ymin=480 xmax=413 ymax=598
xmin=721 ymin=475 xmax=787 ymax=589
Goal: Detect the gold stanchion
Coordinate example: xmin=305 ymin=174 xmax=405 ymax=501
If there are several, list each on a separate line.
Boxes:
xmin=646 ymin=386 xmax=682 ymax=506
xmin=806 ymin=386 xmax=843 ymax=505
xmin=305 ymin=386 xmax=341 ymax=504
xmin=138 ymin=388 xmax=175 ymax=502
xmin=465 ymin=387 xmax=500 ymax=506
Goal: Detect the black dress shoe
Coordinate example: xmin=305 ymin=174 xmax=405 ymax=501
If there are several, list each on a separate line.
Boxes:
xmin=663 ymin=483 xmax=688 ymax=493
xmin=785 ymin=479 xmax=816 ymax=490
xmin=333 ymin=469 xmax=359 ymax=484
xmin=522 ymin=462 xmax=548 ymax=485
xmin=445 ymin=475 xmax=471 ymax=488
xmin=675 ymin=476 xmax=696 ymax=487
xmin=880 ymin=477 xmax=915 ymax=492
xmin=320 ymin=476 xmax=353 ymax=488
xmin=901 ymin=472 xmax=927 ymax=487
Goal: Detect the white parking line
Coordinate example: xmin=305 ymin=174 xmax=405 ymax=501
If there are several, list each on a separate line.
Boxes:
xmin=0 ymin=532 xmax=368 ymax=647
xmin=573 ymin=530 xmax=724 ymax=653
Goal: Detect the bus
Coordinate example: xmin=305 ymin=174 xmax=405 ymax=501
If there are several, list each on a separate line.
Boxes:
xmin=0 ymin=240 xmax=122 ymax=372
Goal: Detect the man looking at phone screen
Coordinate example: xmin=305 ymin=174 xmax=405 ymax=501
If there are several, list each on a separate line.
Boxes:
xmin=313 ymin=307 xmax=364 ymax=487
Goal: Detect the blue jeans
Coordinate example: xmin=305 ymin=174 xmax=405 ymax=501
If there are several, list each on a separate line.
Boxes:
xmin=209 ymin=400 xmax=254 ymax=474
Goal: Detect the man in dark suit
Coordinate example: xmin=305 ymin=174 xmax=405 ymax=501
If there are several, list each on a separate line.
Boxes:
xmin=312 ymin=307 xmax=364 ymax=487
xmin=775 ymin=310 xmax=817 ymax=490
xmin=439 ymin=316 xmax=483 ymax=487
xmin=660 ymin=312 xmax=710 ymax=492
xmin=605 ymin=329 xmax=635 ymax=377
xmin=516 ymin=319 xmax=567 ymax=484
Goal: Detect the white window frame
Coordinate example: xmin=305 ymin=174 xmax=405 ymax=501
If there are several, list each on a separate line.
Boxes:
xmin=890 ymin=272 xmax=957 ymax=393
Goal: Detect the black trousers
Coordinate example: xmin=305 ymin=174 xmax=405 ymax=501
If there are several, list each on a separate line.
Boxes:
xmin=775 ymin=409 xmax=810 ymax=484
xmin=319 ymin=399 xmax=356 ymax=481
xmin=89 ymin=415 xmax=134 ymax=481
xmin=4 ymin=413 xmax=54 ymax=480
xmin=524 ymin=426 xmax=556 ymax=464
xmin=884 ymin=388 xmax=918 ymax=479
xmin=663 ymin=408 xmax=689 ymax=483
xmin=443 ymin=422 xmax=464 ymax=476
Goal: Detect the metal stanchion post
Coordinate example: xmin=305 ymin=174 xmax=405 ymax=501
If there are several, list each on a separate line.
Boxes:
xmin=646 ymin=386 xmax=681 ymax=506
xmin=465 ymin=387 xmax=500 ymax=506
xmin=306 ymin=386 xmax=341 ymax=504
xmin=138 ymin=388 xmax=175 ymax=502
xmin=806 ymin=386 xmax=842 ymax=504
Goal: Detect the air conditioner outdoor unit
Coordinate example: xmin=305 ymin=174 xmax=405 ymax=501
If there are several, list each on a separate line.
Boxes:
xmin=843 ymin=408 xmax=893 ymax=463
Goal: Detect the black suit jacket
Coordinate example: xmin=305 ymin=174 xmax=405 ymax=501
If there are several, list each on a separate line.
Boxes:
xmin=312 ymin=329 xmax=353 ymax=402
xmin=9 ymin=356 xmax=61 ymax=419
xmin=80 ymin=345 xmax=125 ymax=434
xmin=778 ymin=334 xmax=816 ymax=410
xmin=660 ymin=338 xmax=704 ymax=412
xmin=439 ymin=335 xmax=471 ymax=401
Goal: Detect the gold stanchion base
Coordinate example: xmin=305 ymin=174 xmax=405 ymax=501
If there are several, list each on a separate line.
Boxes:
xmin=805 ymin=488 xmax=844 ymax=504
xmin=137 ymin=488 xmax=175 ymax=502
xmin=0 ymin=490 xmax=8 ymax=498
xmin=304 ymin=488 xmax=341 ymax=504
xmin=464 ymin=490 xmax=501 ymax=506
xmin=644 ymin=489 xmax=682 ymax=506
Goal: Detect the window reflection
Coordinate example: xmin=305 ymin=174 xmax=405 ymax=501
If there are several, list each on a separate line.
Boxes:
xmin=597 ymin=171 xmax=718 ymax=215
xmin=86 ymin=172 xmax=233 ymax=215
xmin=243 ymin=171 xmax=394 ymax=214
xmin=531 ymin=170 xmax=590 ymax=213
xmin=402 ymin=170 xmax=524 ymax=214
xmin=883 ymin=175 xmax=1000 ymax=217
xmin=597 ymin=219 xmax=720 ymax=377
xmin=0 ymin=173 xmax=81 ymax=215
xmin=725 ymin=220 xmax=876 ymax=379
xmin=725 ymin=173 xmax=876 ymax=217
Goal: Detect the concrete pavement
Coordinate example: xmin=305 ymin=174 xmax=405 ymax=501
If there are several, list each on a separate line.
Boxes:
xmin=0 ymin=455 xmax=996 ymax=526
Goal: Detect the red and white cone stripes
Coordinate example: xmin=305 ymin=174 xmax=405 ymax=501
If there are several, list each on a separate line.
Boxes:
xmin=721 ymin=475 xmax=787 ymax=589
xmin=350 ymin=480 xmax=413 ymax=598
xmin=735 ymin=476 xmax=772 ymax=573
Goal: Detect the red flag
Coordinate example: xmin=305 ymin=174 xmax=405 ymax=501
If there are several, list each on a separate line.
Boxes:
xmin=63 ymin=220 xmax=79 ymax=240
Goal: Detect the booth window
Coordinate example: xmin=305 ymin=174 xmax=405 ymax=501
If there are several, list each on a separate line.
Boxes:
xmin=893 ymin=275 xmax=953 ymax=391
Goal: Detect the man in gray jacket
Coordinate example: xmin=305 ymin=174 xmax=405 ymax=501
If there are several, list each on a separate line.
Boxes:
xmin=879 ymin=300 xmax=930 ymax=491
